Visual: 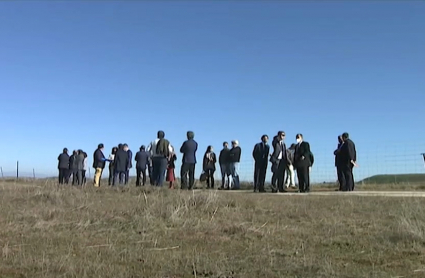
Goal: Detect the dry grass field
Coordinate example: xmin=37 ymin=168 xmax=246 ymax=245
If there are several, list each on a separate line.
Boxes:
xmin=1 ymin=180 xmax=425 ymax=278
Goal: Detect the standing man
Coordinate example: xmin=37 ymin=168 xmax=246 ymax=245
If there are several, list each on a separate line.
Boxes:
xmin=69 ymin=150 xmax=78 ymax=185
xmin=75 ymin=149 xmax=85 ymax=186
xmin=135 ymin=145 xmax=150 ymax=186
xmin=57 ymin=148 xmax=70 ymax=184
xmin=229 ymin=140 xmax=242 ymax=190
xmin=93 ymin=144 xmax=106 ymax=187
xmin=270 ymin=131 xmax=288 ymax=193
xmin=294 ymin=134 xmax=312 ymax=193
xmin=147 ymin=130 xmax=173 ymax=186
xmin=285 ymin=144 xmax=296 ymax=189
xmin=252 ymin=135 xmax=269 ymax=192
xmin=180 ymin=131 xmax=198 ymax=190
xmin=334 ymin=135 xmax=344 ymax=191
xmin=219 ymin=142 xmax=231 ymax=189
xmin=123 ymin=144 xmax=132 ymax=185
xmin=339 ymin=132 xmax=357 ymax=191
xmin=113 ymin=144 xmax=129 ymax=186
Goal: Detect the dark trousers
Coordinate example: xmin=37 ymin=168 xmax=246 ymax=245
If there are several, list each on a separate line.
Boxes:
xmin=136 ymin=167 xmax=146 ymax=186
xmin=113 ymin=171 xmax=126 ymax=186
xmin=152 ymin=157 xmax=168 ymax=186
xmin=297 ymin=166 xmax=310 ymax=192
xmin=205 ymin=169 xmax=215 ymax=188
xmin=58 ymin=168 xmax=68 ymax=184
xmin=82 ymin=170 xmax=86 ymax=185
xmin=181 ymin=163 xmax=195 ymax=189
xmin=70 ymin=170 xmax=78 ymax=185
xmin=148 ymin=166 xmax=154 ymax=185
xmin=76 ymin=170 xmax=83 ymax=185
xmin=276 ymin=160 xmax=286 ymax=192
xmin=125 ymin=169 xmax=130 ymax=184
xmin=220 ymin=163 xmax=230 ymax=188
xmin=108 ymin=166 xmax=114 ymax=185
xmin=341 ymin=165 xmax=354 ymax=191
xmin=254 ymin=161 xmax=267 ymax=192
xmin=336 ymin=166 xmax=344 ymax=191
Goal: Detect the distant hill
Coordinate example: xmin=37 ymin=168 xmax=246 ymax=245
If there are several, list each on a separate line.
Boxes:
xmin=360 ymin=174 xmax=425 ymax=184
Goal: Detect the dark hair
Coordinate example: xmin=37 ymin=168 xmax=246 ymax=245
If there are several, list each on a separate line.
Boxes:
xmin=83 ymin=152 xmax=88 ymax=158
xmin=342 ymin=132 xmax=349 ymax=140
xmin=261 ymin=134 xmax=268 ymax=140
xmin=187 ymin=131 xmax=194 ymax=140
xmin=123 ymin=144 xmax=128 ymax=148
xmin=205 ymin=145 xmax=213 ymax=153
xmin=77 ymin=149 xmax=83 ymax=155
xmin=118 ymin=144 xmax=123 ymax=149
xmin=140 ymin=145 xmax=145 ymax=150
xmin=338 ymin=135 xmax=343 ymax=143
xmin=278 ymin=131 xmax=285 ymax=136
xmin=63 ymin=148 xmax=68 ymax=153
xmin=157 ymin=130 xmax=165 ymax=139
xmin=112 ymin=147 xmax=118 ymax=154
xmin=296 ymin=133 xmax=303 ymax=139
xmin=223 ymin=141 xmax=228 ymax=146
xmin=73 ymin=150 xmax=78 ymax=155
xmin=98 ymin=143 xmax=104 ymax=149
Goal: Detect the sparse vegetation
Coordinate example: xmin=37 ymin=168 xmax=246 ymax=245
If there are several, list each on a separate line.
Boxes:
xmin=1 ymin=180 xmax=425 ymax=277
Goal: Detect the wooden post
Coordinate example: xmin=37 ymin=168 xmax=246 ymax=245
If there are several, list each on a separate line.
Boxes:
xmin=33 ymin=168 xmax=35 ymax=179
xmin=88 ymin=167 xmax=91 ymax=178
xmin=16 ymin=161 xmax=19 ymax=180
xmin=0 ymin=167 xmax=3 ymax=178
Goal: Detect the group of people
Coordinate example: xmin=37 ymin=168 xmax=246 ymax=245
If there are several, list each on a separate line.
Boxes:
xmin=252 ymin=132 xmax=314 ymax=193
xmin=57 ymin=130 xmax=357 ymax=192
xmin=334 ymin=133 xmax=357 ymax=191
xmin=57 ymin=149 xmax=88 ymax=185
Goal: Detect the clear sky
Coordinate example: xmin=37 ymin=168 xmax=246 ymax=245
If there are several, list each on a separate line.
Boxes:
xmin=0 ymin=1 xmax=424 ymax=182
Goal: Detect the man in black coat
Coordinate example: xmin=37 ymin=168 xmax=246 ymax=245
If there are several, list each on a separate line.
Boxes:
xmin=252 ymin=135 xmax=270 ymax=192
xmin=294 ymin=134 xmax=313 ymax=193
xmin=135 ymin=145 xmax=150 ymax=186
xmin=270 ymin=131 xmax=288 ymax=193
xmin=218 ymin=142 xmax=231 ymax=189
xmin=69 ymin=150 xmax=78 ymax=185
xmin=339 ymin=132 xmax=357 ymax=191
xmin=113 ymin=145 xmax=129 ymax=186
xmin=180 ymin=131 xmax=198 ymax=190
xmin=58 ymin=148 xmax=70 ymax=184
xmin=334 ymin=135 xmax=344 ymax=191
xmin=93 ymin=144 xmax=106 ymax=187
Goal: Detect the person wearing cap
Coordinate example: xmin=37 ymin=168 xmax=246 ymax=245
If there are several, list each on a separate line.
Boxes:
xmin=294 ymin=134 xmax=313 ymax=193
xmin=147 ymin=130 xmax=173 ymax=186
xmin=218 ymin=142 xmax=231 ymax=189
xmin=180 ymin=131 xmax=198 ymax=190
xmin=135 ymin=145 xmax=150 ymax=186
xmin=57 ymin=148 xmax=70 ymax=185
xmin=228 ymin=140 xmax=242 ymax=190
xmin=339 ymin=132 xmax=357 ymax=191
xmin=252 ymin=135 xmax=269 ymax=192
xmin=92 ymin=143 xmax=106 ymax=187
xmin=270 ymin=131 xmax=288 ymax=193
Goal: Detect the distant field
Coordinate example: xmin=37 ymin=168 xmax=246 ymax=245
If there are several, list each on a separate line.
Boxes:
xmin=1 ymin=180 xmax=425 ymax=277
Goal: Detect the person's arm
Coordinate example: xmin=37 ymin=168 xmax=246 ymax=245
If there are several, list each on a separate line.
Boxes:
xmin=180 ymin=142 xmax=185 ymax=153
xmin=213 ymin=153 xmax=217 ymax=164
xmin=348 ymin=141 xmax=355 ymax=162
xmin=252 ymin=144 xmax=258 ymax=160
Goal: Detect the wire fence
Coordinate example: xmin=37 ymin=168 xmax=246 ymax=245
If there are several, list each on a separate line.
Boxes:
xmin=1 ymin=142 xmax=425 ymax=184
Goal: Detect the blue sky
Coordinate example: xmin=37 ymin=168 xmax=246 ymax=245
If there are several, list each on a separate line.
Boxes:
xmin=0 ymin=1 xmax=424 ymax=182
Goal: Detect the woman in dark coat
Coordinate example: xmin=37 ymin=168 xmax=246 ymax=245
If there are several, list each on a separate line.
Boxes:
xmin=203 ymin=146 xmax=217 ymax=189
xmin=108 ymin=147 xmax=118 ymax=185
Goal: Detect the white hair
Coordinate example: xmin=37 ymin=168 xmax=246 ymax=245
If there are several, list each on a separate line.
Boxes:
xmin=232 ymin=140 xmax=239 ymax=146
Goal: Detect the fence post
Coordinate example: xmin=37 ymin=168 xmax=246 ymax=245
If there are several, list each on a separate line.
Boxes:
xmin=16 ymin=161 xmax=19 ymax=180
xmin=88 ymin=167 xmax=91 ymax=178
xmin=33 ymin=168 xmax=35 ymax=179
xmin=0 ymin=167 xmax=3 ymax=178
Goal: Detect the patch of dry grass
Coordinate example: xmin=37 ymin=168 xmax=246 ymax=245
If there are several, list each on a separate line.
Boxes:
xmin=1 ymin=180 xmax=425 ymax=277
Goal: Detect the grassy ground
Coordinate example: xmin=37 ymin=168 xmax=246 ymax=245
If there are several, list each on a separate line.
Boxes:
xmin=1 ymin=180 xmax=425 ymax=278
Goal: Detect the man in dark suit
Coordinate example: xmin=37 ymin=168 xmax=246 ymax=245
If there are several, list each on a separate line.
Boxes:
xmin=57 ymin=148 xmax=70 ymax=184
xmin=93 ymin=144 xmax=106 ymax=187
xmin=339 ymin=132 xmax=357 ymax=191
xmin=219 ymin=142 xmax=231 ymax=189
xmin=135 ymin=145 xmax=150 ymax=186
xmin=113 ymin=145 xmax=129 ymax=186
xmin=123 ymin=144 xmax=132 ymax=185
xmin=270 ymin=131 xmax=288 ymax=193
xmin=180 ymin=131 xmax=198 ymax=190
xmin=334 ymin=135 xmax=344 ymax=191
xmin=294 ymin=134 xmax=312 ymax=193
xmin=252 ymin=135 xmax=269 ymax=192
